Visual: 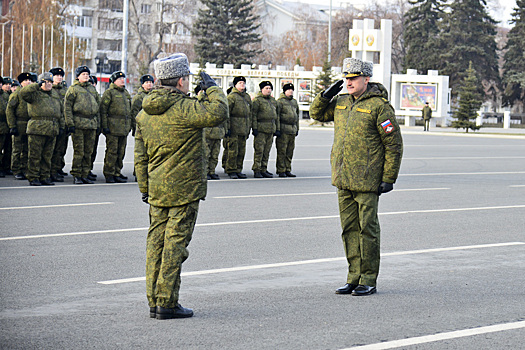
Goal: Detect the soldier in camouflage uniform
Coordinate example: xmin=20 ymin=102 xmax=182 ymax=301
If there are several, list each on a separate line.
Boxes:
xmin=20 ymin=73 xmax=65 ymax=186
xmin=11 ymin=80 xmax=20 ymax=92
xmin=2 ymin=77 xmax=12 ymax=95
xmin=422 ymin=101 xmax=432 ymax=131
xmin=276 ymin=83 xmax=299 ymax=178
xmin=87 ymin=74 xmax=100 ymax=181
xmin=100 ymin=71 xmax=132 ymax=183
xmin=65 ymin=66 xmax=101 ymax=184
xmin=134 ymin=54 xmax=228 ymax=320
xmin=131 ymin=74 xmax=154 ymax=137
xmin=225 ymin=76 xmax=251 ymax=179
xmin=49 ymin=67 xmax=68 ymax=181
xmin=0 ymin=80 xmax=9 ymax=177
xmin=6 ymin=72 xmax=37 ymax=180
xmin=251 ymin=81 xmax=280 ymax=178
xmin=310 ymin=58 xmax=403 ymax=296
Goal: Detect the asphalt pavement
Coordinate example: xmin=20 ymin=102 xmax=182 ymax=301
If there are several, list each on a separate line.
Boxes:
xmin=1 ymin=125 xmax=524 ymax=349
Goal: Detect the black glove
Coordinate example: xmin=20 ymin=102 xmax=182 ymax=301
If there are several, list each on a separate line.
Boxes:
xmin=322 ymin=80 xmax=344 ymax=100
xmin=252 ymin=129 xmax=258 ymax=137
xmin=274 ymin=130 xmax=281 ymax=137
xmin=296 ymin=131 xmax=299 ymax=137
xmin=103 ymin=128 xmax=111 ymax=135
xmin=141 ymin=192 xmax=149 ymax=204
xmin=225 ymin=129 xmax=231 ymax=137
xmin=199 ymin=71 xmax=218 ymax=89
xmin=67 ymin=126 xmax=75 ymax=134
xmin=10 ymin=127 xmax=19 ymax=137
xmin=59 ymin=128 xmax=65 ymax=136
xmin=96 ymin=127 xmax=101 ymax=134
xmin=132 ymin=127 xmax=136 ymax=137
xmin=378 ymin=182 xmax=394 ymax=196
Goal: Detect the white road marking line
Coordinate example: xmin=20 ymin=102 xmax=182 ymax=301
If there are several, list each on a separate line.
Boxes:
xmin=402 ymin=171 xmax=525 ymax=176
xmin=0 ymin=183 xmax=136 ymax=190
xmin=2 ymin=205 xmax=525 ymax=241
xmin=339 ymin=320 xmax=525 ymax=350
xmin=510 ymin=185 xmax=525 ymax=187
xmin=0 ymin=202 xmax=114 ymax=210
xmin=214 ymin=188 xmax=449 ymax=199
xmin=97 ymin=242 xmax=525 ymax=285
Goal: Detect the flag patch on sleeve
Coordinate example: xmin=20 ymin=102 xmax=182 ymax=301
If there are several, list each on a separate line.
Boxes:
xmin=381 ymin=119 xmax=394 ymax=133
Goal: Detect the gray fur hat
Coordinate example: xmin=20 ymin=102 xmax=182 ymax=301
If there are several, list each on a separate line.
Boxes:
xmin=342 ymin=58 xmax=373 ymax=78
xmin=154 ymin=53 xmax=192 ymax=80
xmin=38 ymin=72 xmax=53 ymax=82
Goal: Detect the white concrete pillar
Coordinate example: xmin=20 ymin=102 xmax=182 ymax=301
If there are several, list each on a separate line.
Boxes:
xmin=476 ymin=110 xmax=483 ymax=126
xmin=503 ymin=111 xmax=511 ymax=129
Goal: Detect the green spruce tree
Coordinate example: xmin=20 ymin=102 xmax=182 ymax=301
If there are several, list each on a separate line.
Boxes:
xmin=403 ymin=0 xmax=444 ymax=74
xmin=193 ymin=0 xmax=261 ymax=68
xmin=451 ymin=62 xmax=483 ymax=133
xmin=502 ymin=0 xmax=525 ymax=110
xmin=310 ymin=58 xmax=336 ymax=125
xmin=437 ymin=0 xmax=499 ymax=98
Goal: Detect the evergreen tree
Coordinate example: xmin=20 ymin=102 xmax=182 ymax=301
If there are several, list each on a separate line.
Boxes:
xmin=437 ymin=0 xmax=499 ymax=98
xmin=192 ymin=0 xmax=261 ymax=68
xmin=311 ymin=59 xmax=336 ymax=125
xmin=502 ymin=0 xmax=525 ymax=110
xmin=451 ymin=62 xmax=483 ymax=133
xmin=403 ymin=0 xmax=444 ymax=74
xmin=314 ymin=59 xmax=336 ymax=96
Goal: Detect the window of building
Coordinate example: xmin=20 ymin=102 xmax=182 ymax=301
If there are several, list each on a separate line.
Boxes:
xmin=99 ymin=0 xmax=123 ymax=12
xmin=97 ymin=39 xmax=122 ymax=51
xmin=76 ymin=15 xmax=93 ymax=28
xmin=78 ymin=38 xmax=92 ymax=50
xmin=141 ymin=4 xmax=151 ymax=13
xmin=98 ymin=18 xmax=123 ymax=31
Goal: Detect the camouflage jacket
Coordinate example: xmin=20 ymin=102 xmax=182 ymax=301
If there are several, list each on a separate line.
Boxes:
xmin=0 ymin=90 xmax=8 ymax=134
xmin=64 ymin=80 xmax=101 ymax=130
xmin=204 ymin=91 xmax=228 ymax=140
xmin=6 ymin=87 xmax=31 ymax=134
xmin=100 ymin=83 xmax=132 ymax=136
xmin=53 ymin=83 xmax=67 ymax=104
xmin=310 ymin=83 xmax=403 ymax=192
xmin=227 ymin=87 xmax=251 ymax=136
xmin=252 ymin=92 xmax=280 ymax=134
xmin=277 ymin=93 xmax=300 ymax=135
xmin=422 ymin=105 xmax=432 ymax=119
xmin=20 ymin=83 xmax=65 ymax=137
xmin=130 ymin=87 xmax=150 ymax=132
xmin=134 ymin=85 xmax=228 ymax=207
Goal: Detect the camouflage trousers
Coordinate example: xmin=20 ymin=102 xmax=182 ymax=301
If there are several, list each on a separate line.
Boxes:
xmin=338 ymin=189 xmax=380 ymax=287
xmin=11 ymin=133 xmax=28 ymax=175
xmin=225 ymin=135 xmax=247 ymax=174
xmin=252 ymin=132 xmax=274 ymax=172
xmin=205 ymin=138 xmax=221 ymax=175
xmin=71 ymin=129 xmax=96 ymax=178
xmin=27 ymin=134 xmax=56 ymax=181
xmin=103 ymin=134 xmax=127 ymax=177
xmin=146 ymin=200 xmax=200 ymax=308
xmin=221 ymin=138 xmax=228 ymax=171
xmin=275 ymin=133 xmax=296 ymax=173
xmin=51 ymin=132 xmax=69 ymax=174
xmin=90 ymin=130 xmax=101 ymax=171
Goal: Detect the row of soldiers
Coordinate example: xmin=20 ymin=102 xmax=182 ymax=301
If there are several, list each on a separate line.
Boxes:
xmin=0 ymin=67 xmax=153 ymax=185
xmin=0 ymin=67 xmax=300 ymax=184
xmin=204 ymin=77 xmax=300 ymax=179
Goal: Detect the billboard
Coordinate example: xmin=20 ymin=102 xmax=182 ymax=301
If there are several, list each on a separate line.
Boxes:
xmin=400 ymin=83 xmax=437 ymax=110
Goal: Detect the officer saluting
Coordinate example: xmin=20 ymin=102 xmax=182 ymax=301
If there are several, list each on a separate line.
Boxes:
xmin=310 ymin=58 xmax=403 ymax=296
xmin=19 ymin=72 xmax=65 ymax=186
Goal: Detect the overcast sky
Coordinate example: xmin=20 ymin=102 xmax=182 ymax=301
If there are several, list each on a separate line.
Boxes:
xmin=290 ymin=0 xmax=516 ymax=27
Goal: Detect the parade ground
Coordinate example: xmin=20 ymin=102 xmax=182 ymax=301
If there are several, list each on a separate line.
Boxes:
xmin=1 ymin=125 xmax=524 ymax=349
